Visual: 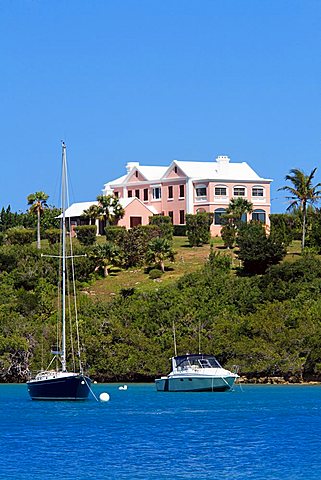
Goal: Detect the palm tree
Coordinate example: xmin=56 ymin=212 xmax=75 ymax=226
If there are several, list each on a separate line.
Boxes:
xmin=225 ymin=197 xmax=253 ymax=227
xmin=279 ymin=168 xmax=321 ymax=250
xmin=90 ymin=242 xmax=121 ymax=277
xmin=81 ymin=204 xmax=100 ymax=225
xmin=146 ymin=237 xmax=175 ymax=273
xmin=27 ymin=191 xmax=49 ymax=249
xmin=96 ymin=195 xmax=125 ymax=227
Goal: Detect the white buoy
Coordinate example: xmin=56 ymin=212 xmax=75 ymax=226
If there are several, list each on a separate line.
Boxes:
xmin=119 ymin=385 xmax=128 ymax=390
xmin=99 ymin=392 xmax=110 ymax=402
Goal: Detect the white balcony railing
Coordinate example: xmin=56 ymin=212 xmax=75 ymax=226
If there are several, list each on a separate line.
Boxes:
xmin=195 ymin=196 xmax=208 ymax=202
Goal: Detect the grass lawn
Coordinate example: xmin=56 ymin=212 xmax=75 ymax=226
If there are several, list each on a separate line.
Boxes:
xmin=80 ymin=236 xmax=303 ymax=300
xmin=83 ymin=236 xmax=226 ymax=299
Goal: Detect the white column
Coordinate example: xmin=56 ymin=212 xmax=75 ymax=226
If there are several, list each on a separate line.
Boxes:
xmin=186 ymin=179 xmax=194 ymax=214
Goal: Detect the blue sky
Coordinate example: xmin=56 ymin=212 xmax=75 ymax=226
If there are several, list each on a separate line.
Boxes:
xmin=1 ymin=0 xmax=320 ymax=213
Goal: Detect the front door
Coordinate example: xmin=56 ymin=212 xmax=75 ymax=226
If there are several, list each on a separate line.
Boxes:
xmin=130 ymin=216 xmax=142 ymax=228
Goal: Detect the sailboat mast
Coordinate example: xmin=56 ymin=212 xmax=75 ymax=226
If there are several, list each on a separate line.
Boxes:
xmin=173 ymin=319 xmax=177 ymax=357
xmin=61 ymin=142 xmax=67 ymax=372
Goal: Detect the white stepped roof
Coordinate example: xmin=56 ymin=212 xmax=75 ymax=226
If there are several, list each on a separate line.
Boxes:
xmin=173 ymin=160 xmax=268 ymax=181
xmin=104 ymin=174 xmax=127 ymax=187
xmin=138 ymin=166 xmax=168 ymax=180
xmin=107 ymin=156 xmax=270 ymax=186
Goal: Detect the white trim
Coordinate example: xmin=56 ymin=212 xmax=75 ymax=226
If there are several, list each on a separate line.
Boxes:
xmin=152 ymin=186 xmax=162 ymax=200
xmin=186 ymin=179 xmax=194 ymax=213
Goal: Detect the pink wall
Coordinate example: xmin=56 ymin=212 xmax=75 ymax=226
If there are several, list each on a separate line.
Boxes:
xmin=110 ymin=171 xmax=271 ymax=236
xmin=117 ymin=198 xmax=154 ymax=229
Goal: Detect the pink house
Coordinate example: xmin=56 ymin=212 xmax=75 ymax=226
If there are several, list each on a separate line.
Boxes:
xmin=63 ymin=197 xmax=158 ymax=235
xmin=103 ymin=155 xmax=272 ymax=235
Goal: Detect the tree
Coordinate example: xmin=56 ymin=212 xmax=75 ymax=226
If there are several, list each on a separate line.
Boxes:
xmin=96 ymin=195 xmax=125 ymax=227
xmin=81 ymin=204 xmax=100 ymax=226
xmin=220 ymin=224 xmax=237 ymax=249
xmin=306 ymin=208 xmax=321 ymax=252
xmin=90 ymin=242 xmax=121 ymax=277
xmin=185 ymin=212 xmax=214 ymax=246
xmin=146 ymin=237 xmax=175 ymax=272
xmin=27 ymin=191 xmax=49 ymax=249
xmin=0 ymin=206 xmax=20 ymax=232
xmin=225 ymin=197 xmax=253 ymax=227
xmin=270 ymin=213 xmax=295 ymax=247
xmin=121 ymin=225 xmax=161 ymax=268
xmin=219 ymin=198 xmax=253 ymax=249
xmin=149 ymin=215 xmax=174 ymax=240
xmin=279 ymin=168 xmax=321 ymax=250
xmin=74 ymin=225 xmax=97 ymax=246
xmin=237 ymin=222 xmax=286 ymax=275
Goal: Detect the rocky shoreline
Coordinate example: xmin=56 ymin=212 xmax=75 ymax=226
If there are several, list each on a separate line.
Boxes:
xmin=238 ymin=376 xmax=321 ymax=385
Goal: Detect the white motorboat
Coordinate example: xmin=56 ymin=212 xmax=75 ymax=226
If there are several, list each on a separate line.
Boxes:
xmin=155 ymin=353 xmax=239 ymax=392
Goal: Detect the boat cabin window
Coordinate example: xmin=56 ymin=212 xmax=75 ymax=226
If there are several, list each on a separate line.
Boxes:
xmin=175 ymin=355 xmax=221 ymax=370
xmin=199 ymin=359 xmax=212 ymax=368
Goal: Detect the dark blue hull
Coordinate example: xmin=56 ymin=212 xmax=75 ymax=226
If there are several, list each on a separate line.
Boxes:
xmin=27 ymin=374 xmax=91 ymax=401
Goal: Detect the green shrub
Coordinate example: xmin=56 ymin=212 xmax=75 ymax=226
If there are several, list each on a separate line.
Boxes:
xmin=221 ymin=224 xmax=236 ymax=249
xmin=173 ymin=225 xmax=187 ymax=236
xmin=237 ymin=221 xmax=287 ymax=274
xmin=270 ymin=214 xmax=295 ymax=246
xmin=75 ymin=225 xmax=97 ymax=246
xmin=45 ymin=228 xmax=60 ymax=245
xmin=149 ymin=215 xmax=174 ymax=240
xmin=149 ymin=269 xmax=163 ymax=279
xmin=105 ymin=225 xmax=127 ymax=245
xmin=207 ymin=246 xmax=232 ymax=272
xmin=6 ymin=227 xmax=35 ymax=245
xmin=185 ymin=212 xmax=213 ymax=246
xmin=121 ymin=225 xmax=161 ymax=268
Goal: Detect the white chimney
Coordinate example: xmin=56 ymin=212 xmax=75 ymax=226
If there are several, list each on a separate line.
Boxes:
xmin=126 ymin=162 xmax=140 ymax=173
xmin=216 ymin=155 xmax=230 ymax=164
xmin=103 ymin=183 xmax=114 ymax=196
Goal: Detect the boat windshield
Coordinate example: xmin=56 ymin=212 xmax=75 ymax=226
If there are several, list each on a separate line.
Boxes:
xmin=175 ymin=355 xmax=221 ymax=369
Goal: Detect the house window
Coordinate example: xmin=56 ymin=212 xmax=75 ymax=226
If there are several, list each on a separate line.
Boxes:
xmin=174 ymin=166 xmax=178 ymax=174
xmin=252 ymin=209 xmax=266 ymax=223
xmin=168 ymin=211 xmax=174 ymax=223
xmin=214 ymin=208 xmax=226 ymax=225
xmin=135 ymin=189 xmax=140 ymax=199
xmin=252 ymin=187 xmax=264 ymax=197
xmin=233 ymin=187 xmax=246 ymax=196
xmin=152 ymin=186 xmax=161 ymax=200
xmin=135 ymin=171 xmax=138 ymax=178
xmin=168 ymin=186 xmax=173 ymax=199
xmin=128 ymin=190 xmax=132 ymax=198
xmin=179 ymin=184 xmax=185 ymax=198
xmin=179 ymin=210 xmax=185 ymax=224
xmin=114 ymin=191 xmax=119 ymax=198
xmin=143 ymin=188 xmax=148 ymax=201
xmin=195 ymin=184 xmax=207 ymax=199
xmin=215 ymin=186 xmax=227 ymax=196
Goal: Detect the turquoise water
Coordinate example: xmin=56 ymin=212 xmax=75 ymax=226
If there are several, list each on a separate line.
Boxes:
xmin=1 ymin=383 xmax=321 ymax=479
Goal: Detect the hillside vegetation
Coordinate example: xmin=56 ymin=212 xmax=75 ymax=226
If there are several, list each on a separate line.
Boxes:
xmin=1 ymin=234 xmax=321 ymax=384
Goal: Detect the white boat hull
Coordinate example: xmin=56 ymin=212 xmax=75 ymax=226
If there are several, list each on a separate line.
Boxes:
xmin=155 ymin=374 xmax=237 ymax=392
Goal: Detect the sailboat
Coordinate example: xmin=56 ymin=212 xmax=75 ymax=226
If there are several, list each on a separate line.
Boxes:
xmin=27 ymin=142 xmax=91 ymax=400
